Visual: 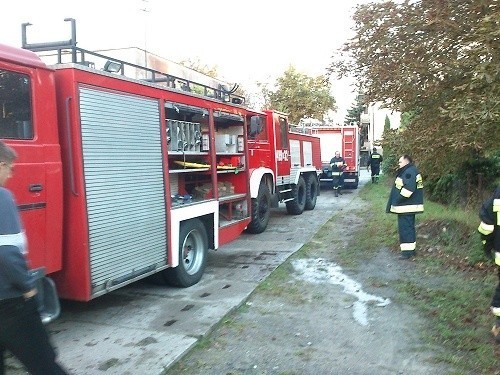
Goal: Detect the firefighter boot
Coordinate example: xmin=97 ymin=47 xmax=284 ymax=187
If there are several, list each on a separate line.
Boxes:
xmin=399 ymin=250 xmax=415 ymax=260
xmin=493 ymin=318 xmax=500 ymax=344
xmin=372 ymin=176 xmax=375 ymax=183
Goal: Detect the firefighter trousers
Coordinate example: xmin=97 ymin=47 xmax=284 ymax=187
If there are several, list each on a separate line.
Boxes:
xmin=332 ymin=173 xmax=344 ymax=190
xmin=371 ymin=167 xmax=380 ymax=183
xmin=0 ymin=297 xmax=67 ymax=375
xmin=397 ymin=214 xmax=416 ymax=253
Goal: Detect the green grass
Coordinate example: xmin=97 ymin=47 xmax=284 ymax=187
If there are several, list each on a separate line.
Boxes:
xmin=350 ymin=177 xmax=499 ymax=374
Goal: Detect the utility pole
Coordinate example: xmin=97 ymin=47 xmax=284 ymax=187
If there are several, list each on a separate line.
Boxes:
xmin=139 ymin=0 xmax=150 ymax=68
xmin=371 ymin=103 xmax=375 ymax=148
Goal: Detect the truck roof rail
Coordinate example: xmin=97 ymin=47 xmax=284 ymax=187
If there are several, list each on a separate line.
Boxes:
xmin=21 ymin=18 xmax=245 ymax=105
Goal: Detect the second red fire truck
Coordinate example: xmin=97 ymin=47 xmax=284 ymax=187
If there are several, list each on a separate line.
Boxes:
xmin=310 ymin=125 xmax=360 ymax=189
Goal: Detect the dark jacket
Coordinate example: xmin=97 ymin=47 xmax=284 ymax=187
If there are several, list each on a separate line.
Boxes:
xmin=367 ymin=152 xmax=383 ymax=169
xmin=330 ymin=156 xmax=346 ymax=173
xmin=478 ymin=186 xmax=500 ymax=265
xmin=386 ymin=163 xmax=424 ymax=214
xmin=0 ymin=187 xmax=33 ymax=300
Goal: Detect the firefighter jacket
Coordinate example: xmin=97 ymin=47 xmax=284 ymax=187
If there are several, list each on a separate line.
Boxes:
xmin=0 ymin=187 xmax=33 ymax=300
xmin=386 ymin=163 xmax=424 ymax=214
xmin=478 ymin=186 xmax=500 ymax=266
xmin=330 ymin=156 xmax=346 ymax=176
xmin=367 ymin=152 xmax=383 ymax=169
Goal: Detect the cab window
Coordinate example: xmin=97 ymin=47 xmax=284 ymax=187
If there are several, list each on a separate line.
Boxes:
xmin=0 ymin=70 xmax=33 ymax=139
xmin=248 ymin=115 xmax=267 ymax=140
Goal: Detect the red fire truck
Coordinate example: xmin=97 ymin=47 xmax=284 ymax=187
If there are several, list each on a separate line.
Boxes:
xmin=309 ymin=125 xmax=360 ymax=189
xmin=0 ymin=20 xmax=321 ymax=322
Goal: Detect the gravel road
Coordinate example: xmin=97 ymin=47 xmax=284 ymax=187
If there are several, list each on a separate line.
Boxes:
xmin=165 ymin=182 xmax=454 ymax=375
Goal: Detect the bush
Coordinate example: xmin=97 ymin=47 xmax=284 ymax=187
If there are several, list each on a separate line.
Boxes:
xmin=457 ymin=152 xmax=500 ymax=194
xmin=426 ymin=174 xmax=460 ymax=205
xmin=381 ymin=154 xmax=398 ymax=176
xmin=381 ymin=128 xmax=404 ymax=175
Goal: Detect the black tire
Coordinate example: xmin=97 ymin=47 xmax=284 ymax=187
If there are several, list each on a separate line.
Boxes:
xmin=163 ymin=218 xmax=208 ymax=287
xmin=353 ymin=176 xmax=359 ymax=189
xmin=304 ymin=174 xmax=319 ymax=210
xmin=246 ymin=181 xmax=271 ymax=234
xmin=286 ymin=175 xmax=306 ymax=215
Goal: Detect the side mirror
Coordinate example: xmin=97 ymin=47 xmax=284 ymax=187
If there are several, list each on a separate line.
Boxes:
xmin=249 ymin=116 xmax=263 ymax=137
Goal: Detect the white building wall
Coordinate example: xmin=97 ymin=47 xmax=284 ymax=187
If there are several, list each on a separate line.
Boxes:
xmin=367 ymin=103 xmax=401 ymax=145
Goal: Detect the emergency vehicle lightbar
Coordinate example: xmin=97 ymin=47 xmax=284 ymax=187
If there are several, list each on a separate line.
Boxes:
xmin=21 ymin=19 xmax=245 ymax=105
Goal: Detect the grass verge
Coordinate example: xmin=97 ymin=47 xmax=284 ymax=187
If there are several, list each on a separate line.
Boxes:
xmin=348 ymin=177 xmax=499 ymax=374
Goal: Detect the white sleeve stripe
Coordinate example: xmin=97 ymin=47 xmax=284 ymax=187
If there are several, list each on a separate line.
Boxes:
xmin=0 ymin=232 xmax=27 ymax=255
xmin=493 ymin=199 xmax=500 ymax=212
xmin=400 ymin=188 xmax=413 ymax=198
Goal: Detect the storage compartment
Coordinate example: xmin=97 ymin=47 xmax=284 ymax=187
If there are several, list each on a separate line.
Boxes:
xmin=214 ymin=128 xmax=243 ymax=153
xmin=219 ymin=197 xmax=248 ymax=224
xmin=165 ymin=105 xmax=250 ymax=222
xmin=167 ymin=120 xmax=202 ymax=152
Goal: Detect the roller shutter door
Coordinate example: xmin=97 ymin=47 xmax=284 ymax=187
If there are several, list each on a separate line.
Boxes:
xmin=79 ymin=87 xmax=167 ymax=295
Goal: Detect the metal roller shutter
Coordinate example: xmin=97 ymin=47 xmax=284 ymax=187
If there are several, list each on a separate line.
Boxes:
xmin=79 ymin=87 xmax=167 ymax=295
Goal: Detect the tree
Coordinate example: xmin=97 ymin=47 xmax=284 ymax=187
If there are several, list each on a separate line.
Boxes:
xmin=384 ymin=115 xmax=391 ymax=132
xmin=344 ymin=95 xmax=365 ymax=125
xmin=179 ymin=57 xmax=219 ymax=79
xmin=399 ymin=110 xmax=418 ymax=130
xmin=179 ymin=58 xmax=252 ymax=106
xmin=263 ymin=66 xmax=336 ymax=124
xmin=329 ymin=0 xmax=499 ymax=180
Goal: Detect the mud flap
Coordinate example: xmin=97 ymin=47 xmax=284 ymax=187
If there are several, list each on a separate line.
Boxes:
xmin=30 ymin=268 xmax=61 ymax=324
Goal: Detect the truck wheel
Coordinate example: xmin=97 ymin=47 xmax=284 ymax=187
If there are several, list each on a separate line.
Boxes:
xmin=304 ymin=174 xmax=319 ymax=210
xmin=286 ymin=175 xmax=306 ymax=215
xmin=353 ymin=177 xmax=359 ymax=189
xmin=246 ymin=181 xmax=271 ymax=234
xmin=163 ymin=218 xmax=208 ymax=287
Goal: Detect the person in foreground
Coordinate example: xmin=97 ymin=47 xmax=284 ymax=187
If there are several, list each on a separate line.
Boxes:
xmin=386 ymin=154 xmax=424 ymax=259
xmin=0 ymin=141 xmax=68 ymax=374
xmin=477 ymin=185 xmax=500 ymax=344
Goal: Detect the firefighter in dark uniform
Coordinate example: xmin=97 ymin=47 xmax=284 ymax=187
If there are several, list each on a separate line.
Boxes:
xmin=386 ymin=154 xmax=424 ymax=259
xmin=367 ymin=147 xmax=383 ymax=183
xmin=330 ymin=151 xmax=346 ymax=197
xmin=477 ymin=185 xmax=500 ymax=343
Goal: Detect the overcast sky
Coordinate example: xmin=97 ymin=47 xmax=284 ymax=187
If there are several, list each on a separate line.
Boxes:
xmin=1 ymin=0 xmax=372 ymax=123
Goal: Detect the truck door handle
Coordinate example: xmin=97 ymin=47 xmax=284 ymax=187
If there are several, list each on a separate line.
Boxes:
xmin=29 ymin=184 xmax=43 ymax=192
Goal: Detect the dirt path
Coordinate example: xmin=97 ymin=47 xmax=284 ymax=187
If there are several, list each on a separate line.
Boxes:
xmin=166 ymin=189 xmax=454 ymax=375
